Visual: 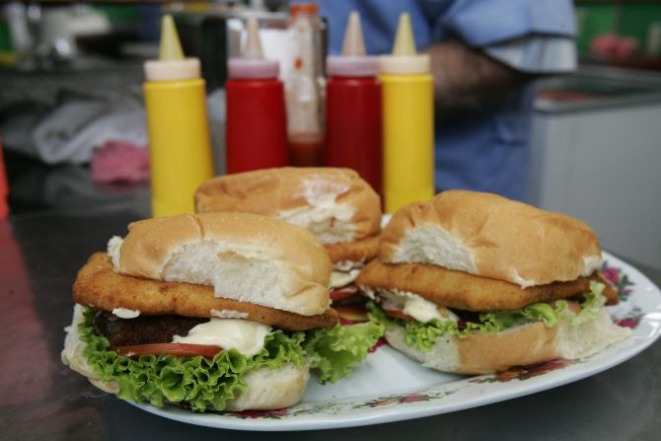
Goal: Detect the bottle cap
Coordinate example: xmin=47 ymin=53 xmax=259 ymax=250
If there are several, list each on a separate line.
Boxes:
xmin=327 ymin=11 xmax=378 ymax=77
xmin=228 ymin=16 xmax=279 ymax=79
xmin=290 ymin=3 xmax=319 ymax=16
xmin=144 ymin=15 xmax=200 ymax=82
xmin=379 ymin=13 xmax=430 ymax=75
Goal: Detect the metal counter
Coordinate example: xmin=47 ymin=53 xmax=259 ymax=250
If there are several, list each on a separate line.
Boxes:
xmin=1 ymin=202 xmax=660 ymax=440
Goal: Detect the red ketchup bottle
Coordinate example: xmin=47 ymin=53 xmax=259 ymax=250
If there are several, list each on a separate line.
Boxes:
xmin=226 ymin=17 xmax=287 ymax=173
xmin=325 ymin=11 xmax=382 ymax=197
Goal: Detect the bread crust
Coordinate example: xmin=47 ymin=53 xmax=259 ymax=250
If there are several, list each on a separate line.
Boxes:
xmin=225 ymin=364 xmax=310 ymax=411
xmin=357 ymin=260 xmax=617 ymax=311
xmin=194 ymin=167 xmax=382 ymax=242
xmin=116 ymin=212 xmax=332 ymax=316
xmin=325 ymin=234 xmax=380 ymax=264
xmin=74 ymin=253 xmax=338 ymax=331
xmin=120 ymin=212 xmax=330 ymax=283
xmin=385 ymin=322 xmax=561 ymax=374
xmin=385 ymin=306 xmax=629 ymax=374
xmin=380 ymin=190 xmax=602 ymax=286
xmin=456 ymin=322 xmax=560 ymax=373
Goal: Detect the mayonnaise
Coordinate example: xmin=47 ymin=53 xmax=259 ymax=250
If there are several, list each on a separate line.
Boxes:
xmin=378 ymin=289 xmax=458 ymax=323
xmin=330 ymin=268 xmax=362 ymax=288
xmin=172 ymin=319 xmax=271 ymax=357
xmin=210 ymin=309 xmax=249 ymax=319
xmin=112 ymin=308 xmax=140 ymax=319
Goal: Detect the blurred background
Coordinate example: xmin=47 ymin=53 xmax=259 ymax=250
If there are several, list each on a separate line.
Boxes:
xmin=0 ymin=0 xmax=660 ymax=272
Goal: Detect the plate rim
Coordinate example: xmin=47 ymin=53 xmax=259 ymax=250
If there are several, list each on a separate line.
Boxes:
xmin=128 ymin=250 xmax=661 ymax=431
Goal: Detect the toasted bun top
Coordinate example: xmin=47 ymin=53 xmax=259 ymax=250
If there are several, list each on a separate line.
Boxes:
xmin=110 ymin=212 xmax=332 ymax=316
xmin=380 ymin=190 xmax=603 ymax=287
xmin=194 ymin=167 xmax=382 ymax=245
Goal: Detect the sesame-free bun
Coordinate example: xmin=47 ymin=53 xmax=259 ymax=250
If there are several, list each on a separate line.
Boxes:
xmin=110 ymin=213 xmax=332 ymax=316
xmin=380 ymin=190 xmax=603 ymax=288
xmin=385 ymin=306 xmax=630 ymax=374
xmin=194 ymin=167 xmax=382 ymax=245
xmin=75 ymin=253 xmax=338 ymax=331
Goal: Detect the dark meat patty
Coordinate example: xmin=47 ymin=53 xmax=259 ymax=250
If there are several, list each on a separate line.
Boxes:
xmin=94 ymin=311 xmax=206 ymax=346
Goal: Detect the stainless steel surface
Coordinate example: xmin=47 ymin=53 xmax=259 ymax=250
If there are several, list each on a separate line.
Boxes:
xmin=535 ymin=65 xmax=661 ymax=113
xmin=1 ymin=204 xmax=661 ymax=440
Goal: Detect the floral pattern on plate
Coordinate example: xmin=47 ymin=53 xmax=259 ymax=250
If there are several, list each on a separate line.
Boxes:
xmin=132 ymin=253 xmax=660 ymax=430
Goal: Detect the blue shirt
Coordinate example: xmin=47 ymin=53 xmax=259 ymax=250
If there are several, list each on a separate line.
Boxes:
xmin=308 ymin=0 xmax=576 ymax=201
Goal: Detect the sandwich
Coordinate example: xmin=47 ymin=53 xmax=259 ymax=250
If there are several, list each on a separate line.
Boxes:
xmin=358 ymin=190 xmax=630 ymax=374
xmin=195 ymin=167 xmax=382 ymax=304
xmin=62 ymin=212 xmax=382 ymax=412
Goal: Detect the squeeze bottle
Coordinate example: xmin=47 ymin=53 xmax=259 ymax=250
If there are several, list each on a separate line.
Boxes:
xmin=325 ymin=11 xmax=382 ymax=198
xmin=380 ymin=13 xmax=434 ymax=213
xmin=143 ymin=15 xmax=214 ymax=217
xmin=226 ymin=17 xmax=287 ymax=173
xmin=285 ymin=3 xmax=325 ymax=166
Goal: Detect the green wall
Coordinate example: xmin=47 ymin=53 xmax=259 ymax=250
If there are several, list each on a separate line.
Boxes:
xmin=576 ymin=1 xmax=661 ymax=57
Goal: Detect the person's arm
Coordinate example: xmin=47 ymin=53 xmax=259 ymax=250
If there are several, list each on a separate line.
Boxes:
xmin=427 ymin=39 xmax=536 ymax=116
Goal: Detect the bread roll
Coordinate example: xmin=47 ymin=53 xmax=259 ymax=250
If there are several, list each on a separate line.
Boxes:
xmin=385 ymin=307 xmax=630 ymax=374
xmin=110 ymin=212 xmax=332 ymax=316
xmin=380 ymin=190 xmax=602 ymax=288
xmin=194 ymin=167 xmax=381 ymax=245
xmin=74 ymin=253 xmax=338 ymax=330
xmin=224 ymin=363 xmax=310 ymax=411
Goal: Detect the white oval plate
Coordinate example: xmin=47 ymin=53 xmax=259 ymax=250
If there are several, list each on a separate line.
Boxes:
xmin=130 ymin=251 xmax=661 ymax=431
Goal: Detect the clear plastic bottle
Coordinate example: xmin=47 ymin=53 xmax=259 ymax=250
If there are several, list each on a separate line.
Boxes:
xmin=284 ymin=3 xmax=325 ymax=166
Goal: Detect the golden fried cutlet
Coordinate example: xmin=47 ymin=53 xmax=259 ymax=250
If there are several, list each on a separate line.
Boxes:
xmin=357 ymin=260 xmax=618 ymax=312
xmin=325 ymin=234 xmax=379 ymax=264
xmin=74 ymin=253 xmax=338 ymax=331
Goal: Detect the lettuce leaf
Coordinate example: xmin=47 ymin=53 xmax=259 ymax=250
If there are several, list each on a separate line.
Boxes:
xmin=78 ymin=308 xmax=382 ymax=411
xmin=304 ymin=322 xmax=384 ymax=384
xmin=368 ymin=282 xmax=607 ymax=353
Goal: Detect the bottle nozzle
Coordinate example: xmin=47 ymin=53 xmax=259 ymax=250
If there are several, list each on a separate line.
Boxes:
xmin=392 ymin=13 xmax=416 ymax=56
xmin=341 ymin=11 xmax=366 ymax=57
xmin=244 ymin=16 xmax=264 ymax=59
xmin=379 ymin=12 xmax=429 ymax=75
xmin=159 ymin=15 xmax=185 ymax=61
xmin=227 ymin=15 xmax=278 ymax=79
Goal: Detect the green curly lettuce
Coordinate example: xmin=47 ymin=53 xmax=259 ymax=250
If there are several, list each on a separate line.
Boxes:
xmin=368 ymin=282 xmax=607 ymax=352
xmin=303 ymin=322 xmax=384 ymax=384
xmin=78 ymin=308 xmax=382 ymax=411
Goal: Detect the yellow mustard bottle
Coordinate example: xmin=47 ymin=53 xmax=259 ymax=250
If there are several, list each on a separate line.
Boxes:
xmin=143 ymin=15 xmax=214 ymax=217
xmin=380 ymin=13 xmax=434 ymax=213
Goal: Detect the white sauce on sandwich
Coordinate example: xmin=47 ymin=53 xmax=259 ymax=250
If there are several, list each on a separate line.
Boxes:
xmin=172 ymin=319 xmax=271 ymax=357
xmin=210 ymin=309 xmax=249 ymax=319
xmin=112 ymin=308 xmax=140 ymax=319
xmin=376 ymin=289 xmax=458 ymax=324
xmin=277 ymin=178 xmax=357 ymax=244
xmin=330 ymin=260 xmax=365 ymax=288
xmin=330 ymin=268 xmax=362 ymax=288
xmin=333 ymin=260 xmax=365 ymax=272
xmin=107 ymin=236 xmax=124 ymax=270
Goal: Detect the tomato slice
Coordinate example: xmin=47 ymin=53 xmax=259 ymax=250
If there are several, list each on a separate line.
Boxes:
xmin=383 ymin=308 xmax=415 ymax=321
xmin=110 ymin=343 xmax=223 ymax=358
xmin=334 ymin=305 xmax=369 ymax=324
xmin=330 ymin=285 xmax=359 ymax=301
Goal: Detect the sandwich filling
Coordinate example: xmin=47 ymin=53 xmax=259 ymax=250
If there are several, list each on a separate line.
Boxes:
xmin=367 ymin=281 xmax=620 ymax=352
xmin=64 ymin=303 xmax=383 ymax=412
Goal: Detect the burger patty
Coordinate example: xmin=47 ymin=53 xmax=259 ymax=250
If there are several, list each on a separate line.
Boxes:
xmin=94 ymin=310 xmax=206 ymax=346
